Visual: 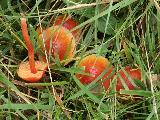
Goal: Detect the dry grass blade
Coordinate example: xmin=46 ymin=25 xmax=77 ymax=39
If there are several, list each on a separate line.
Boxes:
xmin=36 ymin=1 xmax=71 ymax=119
xmin=153 ymin=0 xmax=160 ymax=12
xmin=37 ymin=0 xmax=119 ymax=26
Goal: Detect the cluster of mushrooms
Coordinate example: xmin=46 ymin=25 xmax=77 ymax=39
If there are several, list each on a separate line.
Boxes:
xmin=17 ymin=15 xmax=142 ymax=92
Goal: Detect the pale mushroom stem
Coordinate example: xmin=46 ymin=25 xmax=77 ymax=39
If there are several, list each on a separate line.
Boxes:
xmin=20 ymin=17 xmax=37 ymax=73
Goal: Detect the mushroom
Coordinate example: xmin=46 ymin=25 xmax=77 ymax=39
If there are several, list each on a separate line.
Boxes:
xmin=75 ymin=54 xmax=113 ymax=85
xmin=36 ymin=15 xmax=81 ymax=42
xmin=103 ymin=66 xmax=142 ymax=91
xmin=38 ymin=26 xmax=76 ymax=64
xmin=17 ymin=17 xmax=48 ymax=82
xmin=116 ymin=66 xmax=141 ymax=91
xmin=53 ymin=15 xmax=81 ymax=41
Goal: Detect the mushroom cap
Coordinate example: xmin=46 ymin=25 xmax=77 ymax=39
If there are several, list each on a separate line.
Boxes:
xmin=38 ymin=26 xmax=76 ymax=63
xmin=36 ymin=26 xmax=45 ymax=35
xmin=116 ymin=66 xmax=141 ymax=91
xmin=53 ymin=15 xmax=81 ymax=40
xmin=17 ymin=61 xmax=48 ymax=82
xmin=76 ymin=54 xmax=113 ymax=85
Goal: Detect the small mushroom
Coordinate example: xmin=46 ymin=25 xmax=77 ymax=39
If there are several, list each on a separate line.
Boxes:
xmin=38 ymin=26 xmax=76 ymax=64
xmin=53 ymin=15 xmax=81 ymax=41
xmin=17 ymin=17 xmax=48 ymax=82
xmin=103 ymin=66 xmax=142 ymax=91
xmin=36 ymin=15 xmax=81 ymax=42
xmin=75 ymin=54 xmax=113 ymax=85
xmin=116 ymin=66 xmax=141 ymax=91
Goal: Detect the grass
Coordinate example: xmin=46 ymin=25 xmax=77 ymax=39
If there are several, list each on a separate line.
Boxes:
xmin=0 ymin=0 xmax=160 ymax=119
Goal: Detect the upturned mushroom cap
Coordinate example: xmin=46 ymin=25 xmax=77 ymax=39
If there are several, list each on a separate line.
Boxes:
xmin=17 ymin=61 xmax=48 ymax=82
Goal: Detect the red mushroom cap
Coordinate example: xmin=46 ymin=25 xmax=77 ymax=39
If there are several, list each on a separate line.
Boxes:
xmin=53 ymin=15 xmax=81 ymax=42
xmin=75 ymin=54 xmax=113 ymax=85
xmin=103 ymin=66 xmax=142 ymax=92
xmin=116 ymin=66 xmax=141 ymax=91
xmin=38 ymin=26 xmax=76 ymax=63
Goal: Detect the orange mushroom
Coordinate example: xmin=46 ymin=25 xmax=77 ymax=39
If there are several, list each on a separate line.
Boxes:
xmin=38 ymin=26 xmax=76 ymax=64
xmin=17 ymin=17 xmax=48 ymax=82
xmin=103 ymin=66 xmax=142 ymax=91
xmin=53 ymin=15 xmax=81 ymax=41
xmin=36 ymin=15 xmax=81 ymax=42
xmin=116 ymin=66 xmax=141 ymax=91
xmin=75 ymin=54 xmax=113 ymax=85
xmin=36 ymin=25 xmax=45 ymax=35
